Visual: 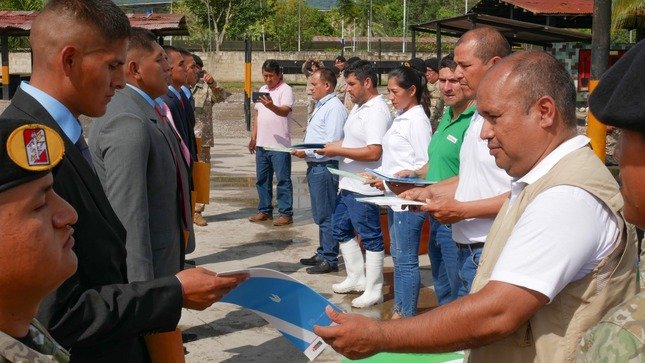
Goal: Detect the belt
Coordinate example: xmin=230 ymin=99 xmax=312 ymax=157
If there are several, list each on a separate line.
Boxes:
xmin=307 ymin=160 xmax=338 ymax=167
xmin=456 ymin=242 xmax=485 ymax=249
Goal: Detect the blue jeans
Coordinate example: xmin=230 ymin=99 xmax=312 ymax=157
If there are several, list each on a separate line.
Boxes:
xmin=456 ymin=244 xmax=483 ymax=297
xmin=428 ymin=218 xmax=460 ymax=305
xmin=332 ymin=190 xmax=383 ymax=252
xmin=388 ymin=209 xmax=427 ymax=317
xmin=255 ymin=147 xmax=293 ymax=216
xmin=307 ymin=161 xmax=339 ymax=266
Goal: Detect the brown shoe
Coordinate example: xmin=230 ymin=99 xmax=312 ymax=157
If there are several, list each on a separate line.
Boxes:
xmin=248 ymin=212 xmax=272 ymax=222
xmin=193 ymin=212 xmax=208 ymax=227
xmin=273 ymin=215 xmax=293 ymax=226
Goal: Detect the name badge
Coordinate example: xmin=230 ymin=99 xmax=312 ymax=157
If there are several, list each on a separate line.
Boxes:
xmin=446 ymin=134 xmax=458 ymax=144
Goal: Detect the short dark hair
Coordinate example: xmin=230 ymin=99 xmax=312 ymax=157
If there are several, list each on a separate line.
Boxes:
xmin=162 ymin=45 xmax=180 ymax=56
xmin=457 ymin=27 xmax=511 ymax=63
xmin=330 ymin=65 xmax=341 ymax=76
xmin=388 ymin=66 xmax=425 ymax=104
xmin=505 ymin=51 xmax=577 ymax=128
xmin=128 ymin=27 xmax=157 ymax=53
xmin=440 ymin=53 xmax=457 ymax=71
xmin=344 ymin=60 xmax=377 ymax=88
xmin=177 ymin=47 xmax=192 ymax=57
xmin=346 ymin=56 xmax=361 ymax=65
xmin=262 ymin=59 xmax=282 ymax=75
xmin=193 ymin=54 xmax=204 ymax=68
xmin=315 ymin=68 xmax=337 ymax=89
xmin=41 ymin=0 xmax=130 ymax=40
xmin=335 ymin=55 xmax=346 ymax=62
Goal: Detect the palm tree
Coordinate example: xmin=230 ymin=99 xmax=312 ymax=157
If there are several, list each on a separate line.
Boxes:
xmin=612 ymin=0 xmax=645 ymax=40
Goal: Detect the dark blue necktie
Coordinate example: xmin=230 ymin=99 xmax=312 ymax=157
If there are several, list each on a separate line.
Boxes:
xmin=75 ymin=131 xmax=95 ymax=171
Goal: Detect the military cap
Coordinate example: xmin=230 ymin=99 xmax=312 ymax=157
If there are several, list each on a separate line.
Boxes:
xmin=403 ymin=57 xmax=426 ymax=75
xmin=589 ymin=39 xmax=645 ymax=133
xmin=0 ymin=119 xmax=65 ymax=193
xmin=424 ymin=57 xmax=439 ymax=72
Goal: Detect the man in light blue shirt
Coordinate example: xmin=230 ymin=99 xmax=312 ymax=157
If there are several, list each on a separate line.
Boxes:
xmin=293 ymin=68 xmax=347 ymax=274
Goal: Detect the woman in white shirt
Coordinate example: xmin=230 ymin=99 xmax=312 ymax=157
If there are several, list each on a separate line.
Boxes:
xmin=369 ymin=66 xmax=432 ymax=318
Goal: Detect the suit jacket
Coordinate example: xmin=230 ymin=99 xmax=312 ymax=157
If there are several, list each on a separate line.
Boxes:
xmin=89 ymin=86 xmax=184 ymax=281
xmin=1 ymin=88 xmax=183 ymax=362
xmin=161 ymin=89 xmax=197 ymax=162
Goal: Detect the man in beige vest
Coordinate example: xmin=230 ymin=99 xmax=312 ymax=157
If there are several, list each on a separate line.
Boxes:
xmin=314 ymin=50 xmax=637 ymax=362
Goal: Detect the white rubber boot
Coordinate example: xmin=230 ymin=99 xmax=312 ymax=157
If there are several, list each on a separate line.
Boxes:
xmin=352 ymin=250 xmax=384 ymax=308
xmin=332 ymin=239 xmax=366 ymax=294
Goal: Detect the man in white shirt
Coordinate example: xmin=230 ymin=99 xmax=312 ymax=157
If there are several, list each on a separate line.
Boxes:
xmin=315 ymin=60 xmax=393 ymax=307
xmin=402 ymin=27 xmax=512 ymax=297
xmin=315 ymin=49 xmax=636 ymax=363
xmin=294 ymin=68 xmax=347 ymax=274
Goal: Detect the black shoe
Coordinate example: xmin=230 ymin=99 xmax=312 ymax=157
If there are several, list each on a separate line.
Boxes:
xmin=182 ymin=332 xmax=198 ymax=343
xmin=300 ymin=254 xmax=323 ymax=266
xmin=306 ymin=260 xmax=339 ymax=274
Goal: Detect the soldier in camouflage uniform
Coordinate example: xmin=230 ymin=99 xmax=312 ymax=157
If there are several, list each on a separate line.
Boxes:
xmin=192 ymin=54 xmax=230 ymax=226
xmin=577 ymin=39 xmax=645 ymax=363
xmin=424 ymin=58 xmax=444 ymax=131
xmin=577 ymin=292 xmax=645 ymax=362
xmin=0 ymin=120 xmax=78 ymax=363
xmin=0 ymin=321 xmax=69 ymax=363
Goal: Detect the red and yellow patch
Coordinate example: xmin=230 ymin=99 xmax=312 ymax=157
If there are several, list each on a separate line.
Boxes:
xmin=6 ymin=124 xmax=65 ymax=171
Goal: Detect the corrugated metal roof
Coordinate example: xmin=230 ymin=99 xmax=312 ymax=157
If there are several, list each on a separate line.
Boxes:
xmin=127 ymin=13 xmax=187 ymax=35
xmin=0 ymin=11 xmax=37 ymax=36
xmin=500 ymin=0 xmax=593 ymax=15
xmin=0 ymin=12 xmax=187 ymax=36
xmin=411 ymin=14 xmax=592 ymax=47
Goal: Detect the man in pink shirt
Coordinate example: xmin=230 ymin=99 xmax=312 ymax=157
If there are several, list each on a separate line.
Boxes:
xmin=248 ymin=60 xmax=295 ymax=226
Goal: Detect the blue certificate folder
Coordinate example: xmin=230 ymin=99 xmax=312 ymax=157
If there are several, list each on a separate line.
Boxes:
xmin=291 ymin=143 xmax=326 ymax=149
xmin=220 ymin=268 xmax=340 ymax=360
xmin=364 ymin=168 xmax=436 ymax=186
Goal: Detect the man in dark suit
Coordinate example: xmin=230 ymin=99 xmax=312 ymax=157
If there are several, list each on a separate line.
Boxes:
xmin=0 ymin=1 xmax=247 ymax=361
xmin=162 ymin=45 xmax=198 ymax=164
xmin=89 ymin=28 xmax=189 ymax=282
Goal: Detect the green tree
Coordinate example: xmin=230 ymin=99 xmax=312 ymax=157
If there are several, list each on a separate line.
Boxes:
xmin=0 ymin=0 xmax=43 ymax=10
xmin=264 ymin=0 xmax=333 ymax=51
xmin=180 ymin=0 xmax=271 ymax=51
xmin=611 ymin=0 xmax=645 ymax=40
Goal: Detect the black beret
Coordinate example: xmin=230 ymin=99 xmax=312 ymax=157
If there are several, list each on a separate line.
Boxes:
xmin=403 ymin=58 xmax=426 ymax=74
xmin=425 ymin=57 xmax=439 ymax=72
xmin=589 ymin=39 xmax=645 ymax=133
xmin=0 ymin=119 xmax=65 ymax=193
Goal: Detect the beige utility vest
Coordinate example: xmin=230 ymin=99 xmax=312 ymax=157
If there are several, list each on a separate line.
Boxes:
xmin=469 ymin=146 xmax=638 ymax=363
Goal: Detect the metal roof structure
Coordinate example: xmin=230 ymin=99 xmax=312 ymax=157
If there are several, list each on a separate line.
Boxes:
xmin=0 ymin=11 xmax=188 ymax=37
xmin=0 ymin=11 xmax=37 ymax=37
xmin=469 ymin=0 xmax=592 ymax=28
xmin=409 ymin=13 xmax=592 ymax=59
xmin=127 ymin=13 xmax=188 ymax=36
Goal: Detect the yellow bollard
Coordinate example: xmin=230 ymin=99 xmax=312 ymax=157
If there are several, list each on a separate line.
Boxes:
xmin=586 ymin=80 xmax=607 ymax=163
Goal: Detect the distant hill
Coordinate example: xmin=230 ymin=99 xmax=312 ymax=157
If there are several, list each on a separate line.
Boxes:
xmin=308 ymin=0 xmax=338 ymax=10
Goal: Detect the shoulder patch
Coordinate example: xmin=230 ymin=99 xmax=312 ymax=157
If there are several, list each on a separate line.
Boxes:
xmin=6 ymin=124 xmax=65 ymax=171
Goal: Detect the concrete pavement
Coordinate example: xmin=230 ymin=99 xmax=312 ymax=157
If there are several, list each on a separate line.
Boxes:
xmin=180 ymin=137 xmax=438 ymax=362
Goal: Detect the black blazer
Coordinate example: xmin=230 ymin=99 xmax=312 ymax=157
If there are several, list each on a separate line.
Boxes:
xmin=2 ymin=88 xmax=183 ymax=362
xmin=162 ymin=89 xmax=197 ymax=163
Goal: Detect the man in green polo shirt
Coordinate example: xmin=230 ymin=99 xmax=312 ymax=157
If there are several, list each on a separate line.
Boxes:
xmin=391 ymin=53 xmax=475 ymax=304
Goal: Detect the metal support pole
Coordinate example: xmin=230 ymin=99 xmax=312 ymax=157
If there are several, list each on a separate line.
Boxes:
xmin=436 ymin=24 xmax=442 ymax=61
xmin=587 ymin=0 xmax=611 ymax=162
xmin=244 ymin=37 xmax=252 ymax=131
xmin=2 ymin=35 xmax=9 ymax=100
xmin=411 ymin=29 xmax=416 ymax=58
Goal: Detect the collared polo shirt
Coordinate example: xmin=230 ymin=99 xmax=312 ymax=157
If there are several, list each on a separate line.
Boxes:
xmin=254 ymin=81 xmax=295 ymax=148
xmin=426 ymin=103 xmax=475 ymax=182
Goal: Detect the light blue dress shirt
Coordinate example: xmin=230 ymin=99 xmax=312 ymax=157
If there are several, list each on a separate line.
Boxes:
xmin=168 ymin=85 xmax=182 ymax=100
xmin=20 ymin=81 xmax=81 ymax=143
xmin=180 ymin=85 xmax=192 ymax=100
xmin=126 ymin=84 xmax=156 ymax=108
xmin=303 ymin=93 xmax=348 ymax=162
